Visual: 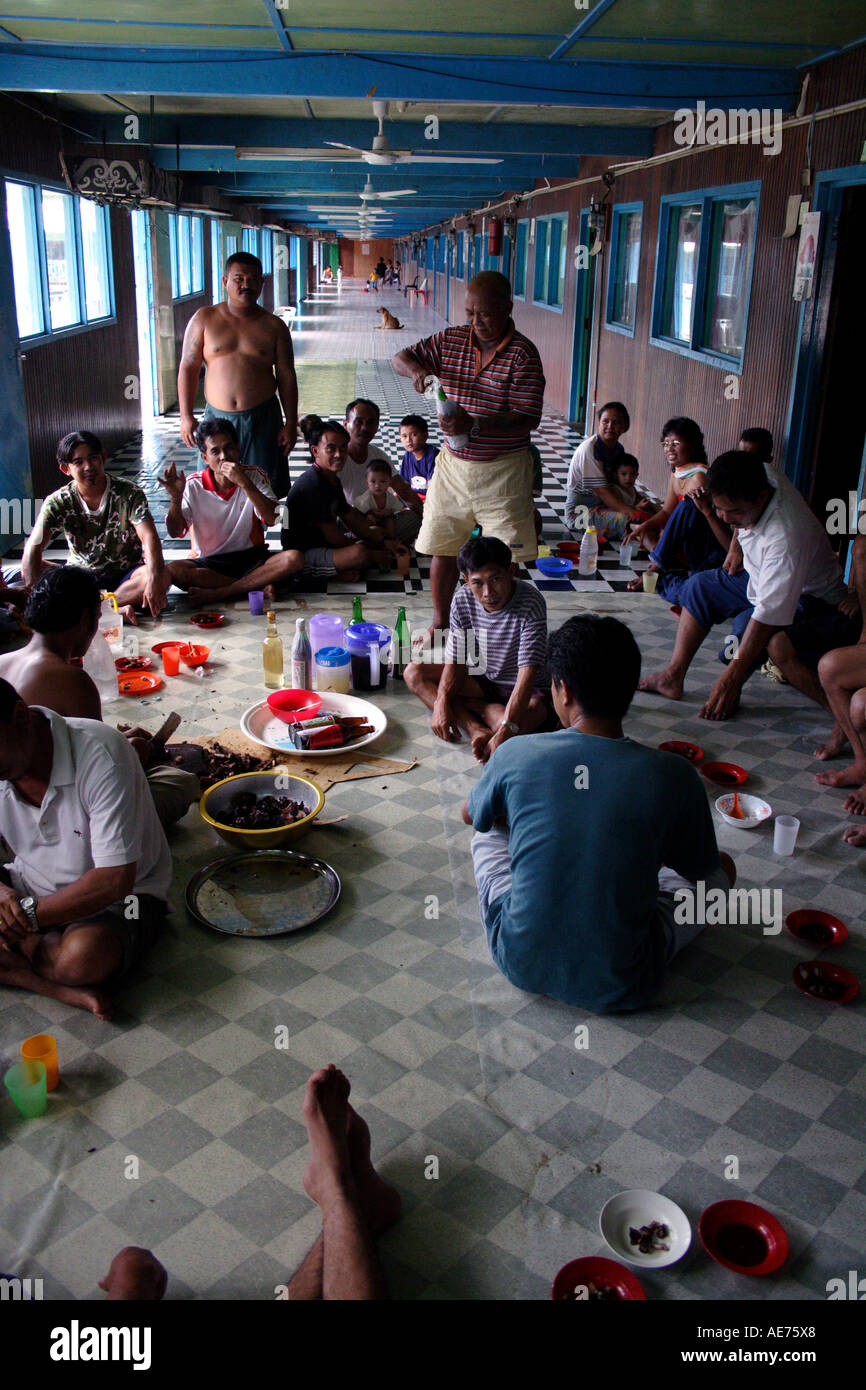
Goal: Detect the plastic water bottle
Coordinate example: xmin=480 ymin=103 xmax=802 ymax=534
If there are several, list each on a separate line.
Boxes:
xmin=83 ymin=630 xmax=119 ymax=707
xmin=579 ymin=525 xmax=599 ymax=576
xmin=436 ymin=387 xmax=469 ymax=451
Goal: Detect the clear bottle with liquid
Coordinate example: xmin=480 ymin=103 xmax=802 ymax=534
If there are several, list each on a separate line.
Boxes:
xmin=436 ymin=386 xmax=469 ymax=451
xmin=263 ymin=610 xmax=284 ymax=689
xmin=578 ymin=525 xmax=599 ymax=576
xmin=291 ymin=617 xmax=312 ymax=690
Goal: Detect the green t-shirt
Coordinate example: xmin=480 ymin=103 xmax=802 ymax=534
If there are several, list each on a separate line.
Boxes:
xmin=37 ymin=477 xmax=150 ymax=573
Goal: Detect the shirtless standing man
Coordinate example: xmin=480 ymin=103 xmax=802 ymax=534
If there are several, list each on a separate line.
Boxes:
xmin=178 ymin=252 xmax=298 ymax=497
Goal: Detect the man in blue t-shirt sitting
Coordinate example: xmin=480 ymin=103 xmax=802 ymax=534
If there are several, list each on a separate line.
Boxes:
xmin=463 ymin=614 xmax=735 ymax=1013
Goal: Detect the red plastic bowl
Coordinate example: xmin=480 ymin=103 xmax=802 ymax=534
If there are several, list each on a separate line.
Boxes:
xmin=785 ymin=909 xmax=848 ymax=948
xmin=701 ymin=761 xmax=747 ymax=787
xmin=177 ymin=643 xmax=210 ymax=668
xmin=699 ymin=1201 xmax=788 ymax=1277
xmin=658 ymin=740 xmax=705 ymax=765
xmin=792 ymin=960 xmax=860 ymax=1004
xmin=266 ymin=688 xmax=323 ymax=723
xmin=551 ymin=1256 xmax=646 ymax=1301
xmin=190 ymin=612 xmax=225 ymax=628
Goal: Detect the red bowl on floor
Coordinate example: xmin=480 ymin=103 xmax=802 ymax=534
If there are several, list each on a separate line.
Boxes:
xmin=785 ymin=909 xmax=848 ymax=948
xmin=701 ymin=761 xmax=747 ymax=787
xmin=266 ymin=688 xmax=323 ymax=723
xmin=176 ymin=643 xmax=210 ymax=668
xmin=115 ymin=656 xmax=152 ymax=672
xmin=151 ymin=641 xmax=184 ymax=655
xmin=190 ymin=612 xmax=225 ymax=628
xmin=551 ymin=1256 xmax=646 ymax=1301
xmin=792 ymin=960 xmax=860 ymax=1003
xmin=699 ymin=1201 xmax=788 ymax=1277
xmin=658 ymin=740 xmax=704 ymax=765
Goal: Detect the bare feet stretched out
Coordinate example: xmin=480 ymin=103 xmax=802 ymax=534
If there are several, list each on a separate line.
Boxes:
xmin=815 ymin=761 xmax=866 ymax=788
xmin=842 ymin=824 xmax=866 ymax=847
xmin=346 ymin=1104 xmax=401 ymax=1235
xmin=302 ymin=1064 xmax=354 ymax=1208
xmin=843 ymin=785 xmax=866 ymax=816
xmin=639 ymin=669 xmax=684 ymax=701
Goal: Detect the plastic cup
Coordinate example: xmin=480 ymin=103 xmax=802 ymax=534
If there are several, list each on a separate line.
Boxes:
xmin=773 ymin=815 xmax=800 ymax=856
xmin=619 ymin=541 xmax=634 ymax=568
xmin=161 ymin=646 xmax=181 ymax=676
xmin=4 ymin=1058 xmax=47 ymax=1117
xmin=249 ymin=590 xmax=265 ymax=616
xmin=21 ymin=1034 xmax=58 ymax=1091
xmin=642 ymin=570 xmax=659 ymax=594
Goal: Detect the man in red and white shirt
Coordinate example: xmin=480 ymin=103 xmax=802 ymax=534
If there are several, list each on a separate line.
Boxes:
xmin=160 ymin=418 xmax=303 ymax=604
xmin=393 ymin=271 xmax=546 ymax=629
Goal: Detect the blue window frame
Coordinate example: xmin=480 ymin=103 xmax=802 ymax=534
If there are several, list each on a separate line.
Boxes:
xmin=473 ymin=233 xmax=482 ymax=277
xmin=425 ymin=237 xmax=435 ymax=272
xmin=242 ymin=226 xmax=258 ymax=256
xmin=169 ymin=213 xmax=204 ymax=300
xmin=532 ymin=213 xmax=568 ymax=310
xmin=501 ymin=233 xmax=511 ymax=280
xmin=210 ymin=220 xmax=222 ymax=303
xmin=5 ymin=178 xmax=114 ymax=340
xmin=513 ymin=220 xmax=528 ymax=299
xmin=605 ymin=202 xmax=643 ymax=337
xmin=437 ymin=233 xmax=446 ymax=272
xmin=261 ymin=228 xmax=273 ymax=274
xmin=651 ymin=182 xmax=760 ymax=369
xmin=226 ymin=233 xmax=238 ymax=257
xmin=456 ymin=230 xmax=464 ymax=279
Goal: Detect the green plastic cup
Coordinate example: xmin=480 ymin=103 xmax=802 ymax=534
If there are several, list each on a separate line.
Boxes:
xmin=4 ymin=1057 xmax=48 ymax=1117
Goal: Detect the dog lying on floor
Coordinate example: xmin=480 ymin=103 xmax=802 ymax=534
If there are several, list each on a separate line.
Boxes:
xmin=375 ymin=308 xmax=403 ymax=330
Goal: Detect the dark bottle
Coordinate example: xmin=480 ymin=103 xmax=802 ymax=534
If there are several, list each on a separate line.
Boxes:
xmin=390 ymin=605 xmax=411 ymax=680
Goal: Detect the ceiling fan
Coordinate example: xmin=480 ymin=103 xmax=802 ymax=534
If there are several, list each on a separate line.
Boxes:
xmin=235 ymin=101 xmax=501 ymax=166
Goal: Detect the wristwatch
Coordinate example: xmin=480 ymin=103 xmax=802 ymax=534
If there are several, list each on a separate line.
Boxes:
xmin=469 ymin=418 xmax=483 ymax=438
xmin=19 ymin=896 xmax=38 ymax=929
xmin=498 ymin=719 xmax=519 ymax=735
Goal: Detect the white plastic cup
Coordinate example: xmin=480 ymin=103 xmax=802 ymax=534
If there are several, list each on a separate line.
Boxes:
xmin=773 ymin=815 xmax=800 ymax=856
xmin=619 ymin=541 xmax=634 ymax=568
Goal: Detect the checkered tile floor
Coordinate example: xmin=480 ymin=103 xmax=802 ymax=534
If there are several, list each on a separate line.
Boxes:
xmin=2 ymin=361 xmax=864 ymax=1302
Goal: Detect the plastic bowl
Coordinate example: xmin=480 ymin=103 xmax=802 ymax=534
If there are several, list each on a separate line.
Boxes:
xmin=266 ymin=689 xmax=323 ymax=723
xmin=792 ymin=960 xmax=860 ymax=1004
xmin=699 ymin=1200 xmax=788 ymax=1276
xmin=715 ymin=792 xmax=772 ymax=829
xmin=658 ymin=739 xmax=704 ymax=765
xmin=599 ymin=1189 xmax=691 ymax=1269
xmin=177 ymin=642 xmax=210 ymax=668
xmin=551 ymin=1256 xmax=646 ymax=1301
xmin=190 ymin=612 xmax=225 ymax=628
xmin=785 ymin=909 xmax=848 ymax=947
xmin=536 ymin=556 xmax=573 ymax=576
xmin=199 ymin=770 xmax=324 ymax=850
xmin=701 ymin=760 xmax=747 ymax=787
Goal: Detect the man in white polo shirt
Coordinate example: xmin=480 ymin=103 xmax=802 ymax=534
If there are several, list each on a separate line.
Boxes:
xmin=640 ymin=450 xmax=859 ymax=720
xmin=160 ymin=418 xmax=303 ymax=605
xmin=0 ymin=679 xmax=171 ymax=1021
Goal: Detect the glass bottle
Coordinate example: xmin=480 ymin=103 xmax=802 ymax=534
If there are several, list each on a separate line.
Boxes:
xmin=390 ymin=605 xmax=411 ymax=680
xmin=262 ymin=610 xmax=284 ymax=689
xmin=291 ymin=617 xmax=312 ymax=691
xmin=352 ymin=595 xmax=364 ymax=624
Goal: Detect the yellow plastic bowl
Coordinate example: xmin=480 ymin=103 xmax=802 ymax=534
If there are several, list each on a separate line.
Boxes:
xmin=199 ymin=770 xmax=324 ymax=850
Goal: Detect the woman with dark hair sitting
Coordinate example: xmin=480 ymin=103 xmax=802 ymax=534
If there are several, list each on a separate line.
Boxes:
xmin=628 ymin=417 xmax=732 ymax=600
xmin=565 ymin=401 xmax=634 ymax=532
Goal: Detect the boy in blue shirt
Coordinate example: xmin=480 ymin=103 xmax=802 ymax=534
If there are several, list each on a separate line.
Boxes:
xmin=399 ymin=415 xmax=439 ymax=497
xmin=463 ymin=614 xmax=735 ymax=1012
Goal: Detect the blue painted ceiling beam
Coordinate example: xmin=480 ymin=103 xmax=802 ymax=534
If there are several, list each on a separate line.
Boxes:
xmin=551 ymin=0 xmax=621 ymax=60
xmin=259 ymin=0 xmax=292 ymax=53
xmin=70 ymin=115 xmax=651 ymax=158
xmin=0 ymin=45 xmax=799 ymax=108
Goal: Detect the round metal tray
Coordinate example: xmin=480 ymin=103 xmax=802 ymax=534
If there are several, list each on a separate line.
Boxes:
xmin=185 ymin=849 xmax=341 ymax=937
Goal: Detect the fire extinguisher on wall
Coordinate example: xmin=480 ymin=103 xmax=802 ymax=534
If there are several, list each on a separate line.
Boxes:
xmin=487 ymin=217 xmax=502 ymax=258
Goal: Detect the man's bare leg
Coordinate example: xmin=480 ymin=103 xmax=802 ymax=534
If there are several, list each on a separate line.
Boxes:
xmin=429 ymin=554 xmax=459 ymax=633
xmin=0 ymin=921 xmax=121 ymax=1019
xmin=639 ymin=609 xmax=709 ymax=700
xmin=287 ymin=1101 xmax=401 ymax=1300
xmin=186 ymin=550 xmax=304 ymax=605
xmin=461 ymin=691 xmax=549 ymax=762
xmin=813 ymin=645 xmax=866 ymax=780
xmin=301 ymin=1065 xmax=387 ymax=1300
xmin=841 ymin=689 xmax=866 ymax=814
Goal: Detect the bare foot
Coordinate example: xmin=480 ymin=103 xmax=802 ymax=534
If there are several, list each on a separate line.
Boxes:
xmin=188 ymin=585 xmax=229 ymax=606
xmin=815 ymin=762 xmax=866 ymax=788
xmin=843 ymin=786 xmax=866 ymax=815
xmin=346 ymin=1105 xmax=401 ymax=1235
xmin=626 ymin=575 xmax=643 ymax=592
xmin=843 ymin=824 xmax=866 ymax=847
xmin=263 ymin=584 xmax=276 ymax=605
xmin=813 ymin=725 xmax=848 ymax=760
xmin=471 ymin=728 xmax=493 ymax=761
xmin=639 ymin=669 xmax=684 ymax=700
xmin=302 ymin=1065 xmax=355 ymax=1208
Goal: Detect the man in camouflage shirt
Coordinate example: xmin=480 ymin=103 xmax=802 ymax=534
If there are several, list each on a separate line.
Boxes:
xmin=23 ymin=431 xmax=173 ymax=621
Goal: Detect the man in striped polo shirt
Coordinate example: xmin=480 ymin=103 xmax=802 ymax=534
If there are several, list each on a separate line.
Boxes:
xmin=393 ymin=271 xmax=546 ymax=630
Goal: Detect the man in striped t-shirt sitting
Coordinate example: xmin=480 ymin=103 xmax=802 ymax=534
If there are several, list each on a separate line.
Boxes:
xmin=392 ymin=271 xmax=546 ymax=630
xmin=405 ymin=536 xmax=550 ymax=763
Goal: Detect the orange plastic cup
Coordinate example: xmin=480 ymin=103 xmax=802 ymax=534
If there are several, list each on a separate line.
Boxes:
xmin=21 ymin=1033 xmax=59 ymax=1091
xmin=161 ymin=646 xmax=181 ymax=676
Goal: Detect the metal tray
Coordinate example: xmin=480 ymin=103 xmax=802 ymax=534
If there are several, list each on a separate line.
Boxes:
xmin=185 ymin=849 xmax=341 ymax=937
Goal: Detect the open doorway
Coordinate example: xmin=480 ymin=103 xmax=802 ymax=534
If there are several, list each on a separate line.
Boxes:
xmin=568 ymin=208 xmax=596 ymax=429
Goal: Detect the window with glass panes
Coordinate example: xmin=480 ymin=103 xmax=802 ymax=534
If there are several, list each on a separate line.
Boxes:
xmin=5 ymin=178 xmax=114 ymax=338
xmin=652 ymin=184 xmax=759 ymax=367
xmin=169 ymin=213 xmax=204 ymax=299
xmin=532 ymin=214 xmax=567 ymax=308
xmin=606 ymin=204 xmax=642 ymax=333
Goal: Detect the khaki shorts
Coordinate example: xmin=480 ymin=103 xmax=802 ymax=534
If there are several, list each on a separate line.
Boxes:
xmin=416 ymin=445 xmax=537 ymax=561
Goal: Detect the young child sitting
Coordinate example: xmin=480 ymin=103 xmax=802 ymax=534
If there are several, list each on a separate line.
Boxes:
xmin=399 ymin=415 xmax=439 ymax=497
xmin=608 ymin=455 xmax=658 ymax=518
xmin=354 ymin=459 xmax=420 ymax=547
